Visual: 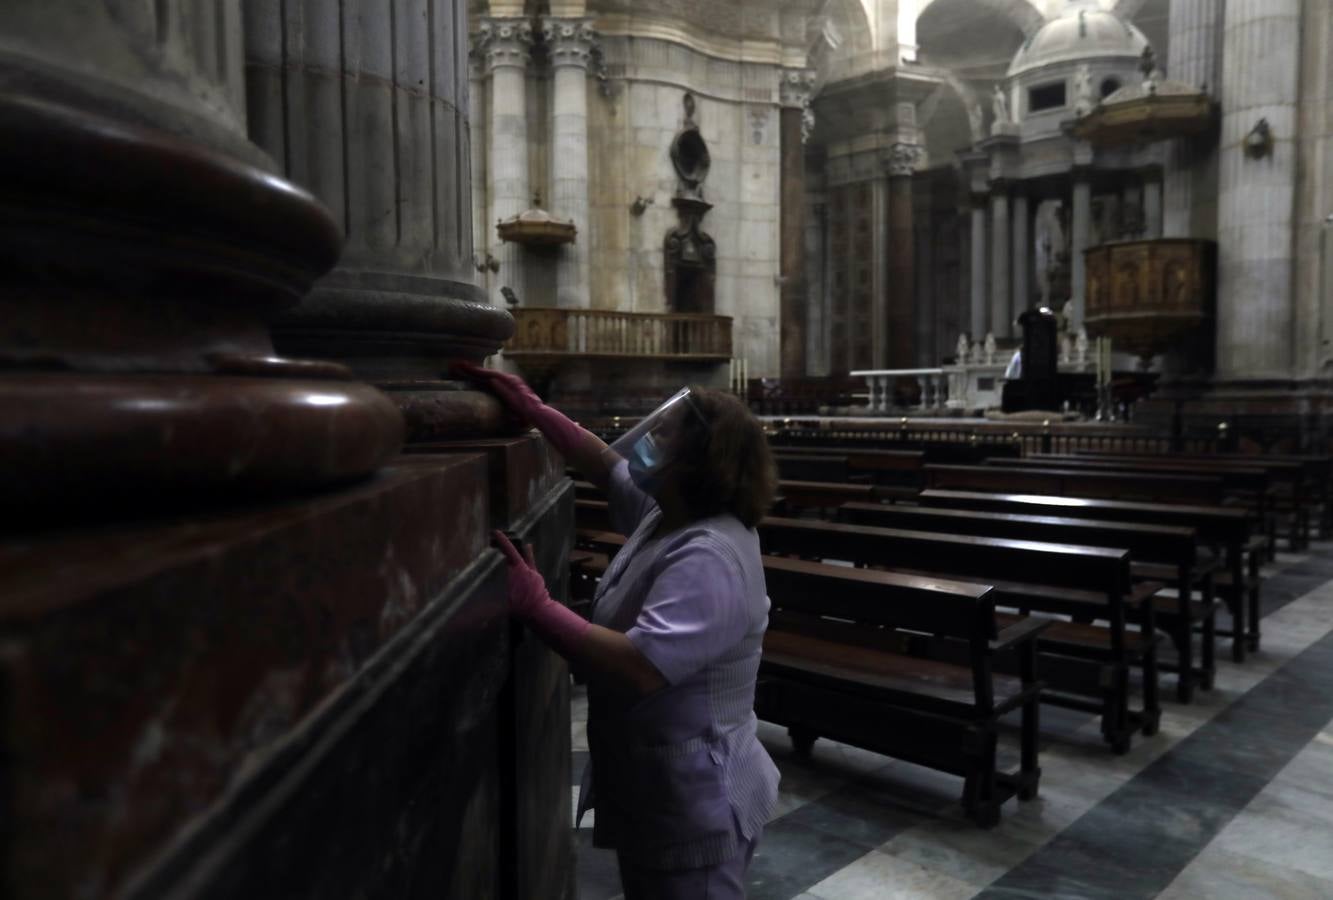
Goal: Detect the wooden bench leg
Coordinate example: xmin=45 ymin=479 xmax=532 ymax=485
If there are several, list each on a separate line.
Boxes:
xmin=1247 ymin=549 xmax=1262 ymax=652
xmin=1141 ymin=644 xmax=1162 ymax=736
xmin=788 ymin=726 xmax=817 ymax=761
xmin=1018 ymin=642 xmax=1040 ymax=801
xmin=1200 ymin=577 xmax=1217 ymax=691
xmin=1228 ymin=548 xmax=1247 ymax=663
xmin=1102 ymin=666 xmax=1133 ymax=755
xmin=1174 ymin=573 xmax=1196 ymax=704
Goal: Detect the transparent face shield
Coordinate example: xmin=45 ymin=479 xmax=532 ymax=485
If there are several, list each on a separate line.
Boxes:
xmin=608 ymin=387 xmax=707 ymax=494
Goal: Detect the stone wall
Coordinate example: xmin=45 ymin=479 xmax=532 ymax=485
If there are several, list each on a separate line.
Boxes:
xmin=584 ymin=37 xmax=783 ymax=376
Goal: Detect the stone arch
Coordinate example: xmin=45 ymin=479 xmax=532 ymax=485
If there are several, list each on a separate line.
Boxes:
xmin=916 ymin=0 xmax=1046 ymax=38
xmin=809 ymin=0 xmax=875 ymax=71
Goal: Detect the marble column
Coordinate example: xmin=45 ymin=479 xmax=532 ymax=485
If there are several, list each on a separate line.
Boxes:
xmin=990 ymin=183 xmax=1012 ymax=338
xmin=886 ymin=143 xmax=921 ymax=367
xmin=1163 ymin=0 xmax=1222 ymax=238
xmin=1070 ymin=170 xmax=1092 ymax=329
xmin=1216 ymin=0 xmax=1301 ymax=380
xmin=1143 ymin=176 xmax=1163 ymax=239
xmin=1012 ymin=188 xmax=1031 ymax=315
xmin=970 ymin=196 xmax=988 ymax=339
xmin=470 ymin=46 xmax=490 ymax=292
xmin=244 ymin=0 xmax=515 ymax=439
xmin=780 ymin=68 xmax=816 ymax=377
xmin=478 ymin=17 xmax=534 ymax=306
xmin=1296 ymin=0 xmax=1333 ymax=376
xmin=806 ymin=196 xmax=830 ymax=375
xmin=871 ymin=177 xmax=890 ymax=368
xmin=0 ymin=4 xmax=405 ymax=893
xmin=544 ymin=17 xmax=595 ymax=309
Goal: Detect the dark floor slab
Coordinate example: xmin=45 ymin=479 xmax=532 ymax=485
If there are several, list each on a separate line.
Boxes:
xmin=977 ymin=622 xmax=1333 ymax=900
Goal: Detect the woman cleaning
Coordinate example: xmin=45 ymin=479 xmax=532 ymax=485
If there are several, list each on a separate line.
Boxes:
xmin=457 ymin=363 xmax=779 ymax=900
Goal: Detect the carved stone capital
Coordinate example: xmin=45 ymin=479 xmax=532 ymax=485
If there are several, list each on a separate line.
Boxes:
xmin=474 ymin=18 xmax=534 ymax=73
xmin=779 ymin=67 xmax=816 ymax=109
xmin=884 ymin=142 xmax=924 ymax=177
xmin=541 ymin=17 xmax=597 ymax=69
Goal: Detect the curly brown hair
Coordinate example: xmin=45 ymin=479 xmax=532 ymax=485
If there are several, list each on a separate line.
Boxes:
xmin=671 ymin=387 xmax=777 ymax=528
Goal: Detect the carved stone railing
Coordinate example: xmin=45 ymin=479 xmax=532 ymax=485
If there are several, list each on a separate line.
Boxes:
xmin=851 ymin=368 xmax=948 ymax=412
xmin=505 ymin=307 xmax=733 ymax=360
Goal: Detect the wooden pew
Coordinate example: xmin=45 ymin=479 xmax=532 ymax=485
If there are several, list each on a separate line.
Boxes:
xmin=925 ymin=463 xmax=1227 ymax=506
xmin=1067 ymin=452 xmax=1308 ymax=553
xmin=917 ymin=489 xmax=1260 ymax=660
xmin=754 ymin=518 xmax=1163 ymax=753
xmin=770 ymin=446 xmax=926 ymax=488
xmin=570 ymin=529 xmax=1047 ymax=827
xmin=838 ymin=503 xmax=1216 ymax=702
xmin=1001 ymin=455 xmax=1279 ymax=553
xmin=774 ymin=454 xmax=856 ymax=484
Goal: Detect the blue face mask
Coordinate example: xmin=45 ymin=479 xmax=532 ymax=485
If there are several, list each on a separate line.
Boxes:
xmin=626 ymin=432 xmax=667 ymax=493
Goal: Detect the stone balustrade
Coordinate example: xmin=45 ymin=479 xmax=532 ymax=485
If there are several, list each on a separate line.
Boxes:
xmin=506 ymin=307 xmax=733 ymax=360
xmin=850 ymin=368 xmax=948 ymax=413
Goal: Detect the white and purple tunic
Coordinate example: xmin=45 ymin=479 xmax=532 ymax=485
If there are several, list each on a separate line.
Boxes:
xmin=577 ymin=459 xmax=780 ymax=871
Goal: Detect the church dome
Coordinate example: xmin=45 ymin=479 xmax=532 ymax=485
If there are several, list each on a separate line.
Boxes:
xmin=1007 ymin=1 xmax=1148 ymax=78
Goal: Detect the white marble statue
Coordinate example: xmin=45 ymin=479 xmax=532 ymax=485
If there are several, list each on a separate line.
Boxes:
xmin=990 ymin=84 xmax=1010 ymax=135
xmin=984 ymin=332 xmax=997 ymax=365
xmin=957 ymin=333 xmax=970 ymax=364
xmin=1073 ymin=64 xmax=1094 ymax=116
xmin=966 ymin=102 xmax=984 ymax=143
xmin=1075 ymin=327 xmax=1090 ymax=370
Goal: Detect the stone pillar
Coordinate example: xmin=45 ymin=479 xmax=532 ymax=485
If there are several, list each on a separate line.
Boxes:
xmin=1297 ymin=0 xmax=1333 ymax=377
xmin=779 ymin=68 xmax=816 ymax=377
xmin=1070 ymin=170 xmax=1093 ymax=330
xmin=1012 ymin=188 xmax=1031 ymax=315
xmin=970 ymin=196 xmax=988 ymax=338
xmin=245 ymin=1 xmax=516 ymax=440
xmin=478 ymin=17 xmax=534 ymax=306
xmin=871 ymin=177 xmax=891 ymax=368
xmin=544 ymin=17 xmax=595 ymax=309
xmin=990 ymin=183 xmax=1012 ymax=338
xmin=886 ymin=144 xmax=921 ymax=368
xmin=806 ymin=196 xmax=830 ymax=375
xmin=1216 ymin=0 xmax=1301 ymax=380
xmin=0 ymin=2 xmax=409 ymax=893
xmin=1143 ymin=175 xmax=1163 ymax=239
xmin=1163 ymin=0 xmax=1222 ymax=238
xmin=470 ymin=46 xmax=490 ymax=291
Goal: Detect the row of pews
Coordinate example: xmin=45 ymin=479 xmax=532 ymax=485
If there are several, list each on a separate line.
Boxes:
xmin=564 ymin=438 xmax=1332 ymax=829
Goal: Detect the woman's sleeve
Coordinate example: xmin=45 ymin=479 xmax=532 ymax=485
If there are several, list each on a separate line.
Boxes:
xmin=625 ymin=538 xmax=752 ymax=686
xmin=606 ymin=457 xmax=657 ymax=537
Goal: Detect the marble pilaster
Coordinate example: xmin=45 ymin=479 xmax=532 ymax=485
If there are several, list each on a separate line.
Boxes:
xmin=1163 ymin=0 xmax=1221 ymax=238
xmin=970 ymin=197 xmax=988 ymax=339
xmin=990 ymin=185 xmax=1012 ymax=338
xmin=780 ymin=69 xmax=816 ymax=377
xmin=1012 ymin=190 xmax=1031 ymax=315
xmin=1070 ymin=171 xmax=1092 ymax=330
xmin=478 ymin=17 xmax=534 ymax=306
xmin=886 ymin=143 xmax=921 ymax=368
xmin=543 ymin=17 xmax=594 ymax=310
xmin=1143 ymin=177 xmax=1163 ymax=239
xmin=1216 ymin=0 xmax=1301 ymax=380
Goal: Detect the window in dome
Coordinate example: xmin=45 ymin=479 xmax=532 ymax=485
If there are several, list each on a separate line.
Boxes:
xmin=1029 ymin=82 xmax=1067 ymax=112
xmin=1100 ymin=77 xmax=1122 ymax=98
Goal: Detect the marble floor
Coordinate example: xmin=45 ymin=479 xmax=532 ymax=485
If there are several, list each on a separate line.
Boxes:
xmin=572 ymin=541 xmax=1333 ymax=899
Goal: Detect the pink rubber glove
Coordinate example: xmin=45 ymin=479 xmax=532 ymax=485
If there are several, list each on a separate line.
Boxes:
xmin=493 ymin=530 xmax=590 ymax=658
xmin=454 ymin=362 xmax=587 ymax=457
